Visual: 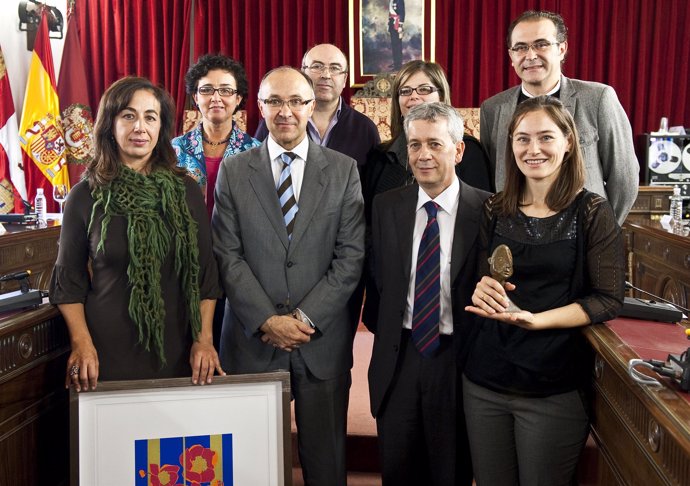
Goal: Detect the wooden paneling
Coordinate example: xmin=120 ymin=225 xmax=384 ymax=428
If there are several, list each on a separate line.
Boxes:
xmin=0 ymin=224 xmax=68 ymax=485
xmin=0 ymin=305 xmax=69 ymax=486
xmin=627 ymin=186 xmax=673 ymax=226
xmin=586 ymin=324 xmax=690 ymax=486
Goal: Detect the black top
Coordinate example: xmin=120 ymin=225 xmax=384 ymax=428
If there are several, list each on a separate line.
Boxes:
xmin=464 ymin=190 xmax=625 ymax=396
xmin=49 ymin=176 xmax=221 ymax=380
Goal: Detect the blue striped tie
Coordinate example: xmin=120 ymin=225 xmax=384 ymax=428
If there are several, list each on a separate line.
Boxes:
xmin=277 ymin=152 xmax=298 ymax=239
xmin=412 ymin=201 xmax=441 ymax=358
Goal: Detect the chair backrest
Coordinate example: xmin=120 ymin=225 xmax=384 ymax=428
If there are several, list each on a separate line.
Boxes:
xmin=350 ymin=73 xmax=481 ymax=142
xmin=181 ymin=110 xmax=248 ymax=134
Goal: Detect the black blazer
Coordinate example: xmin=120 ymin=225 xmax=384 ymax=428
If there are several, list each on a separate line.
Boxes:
xmin=367 ymin=179 xmax=490 ymax=416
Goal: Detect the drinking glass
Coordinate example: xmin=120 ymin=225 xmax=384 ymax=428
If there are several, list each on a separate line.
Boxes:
xmin=53 ymin=184 xmax=68 ymax=213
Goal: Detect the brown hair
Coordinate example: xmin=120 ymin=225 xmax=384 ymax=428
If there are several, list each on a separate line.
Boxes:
xmin=493 ymin=95 xmax=584 ymax=216
xmin=388 ymin=60 xmax=451 ymax=142
xmin=506 ymin=10 xmax=568 ymax=48
xmin=86 ymin=76 xmax=183 ymax=188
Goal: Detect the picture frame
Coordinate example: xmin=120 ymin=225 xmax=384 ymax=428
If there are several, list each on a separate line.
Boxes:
xmin=70 ymin=371 xmax=292 ymax=486
xmin=349 ymin=0 xmax=436 ymax=87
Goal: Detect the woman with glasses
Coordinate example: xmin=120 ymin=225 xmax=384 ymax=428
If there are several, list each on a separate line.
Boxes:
xmin=362 ymin=60 xmax=492 ymax=325
xmin=462 ymin=96 xmax=624 ymax=485
xmin=173 ymin=54 xmax=260 ymax=218
xmin=51 ymin=77 xmax=224 ymax=390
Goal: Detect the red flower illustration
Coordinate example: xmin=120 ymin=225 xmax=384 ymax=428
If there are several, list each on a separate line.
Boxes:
xmin=180 ymin=444 xmax=217 ymax=484
xmin=149 ymin=463 xmax=181 ymax=486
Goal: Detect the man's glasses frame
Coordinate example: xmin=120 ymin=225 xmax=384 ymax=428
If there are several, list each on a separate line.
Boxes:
xmin=302 ymin=63 xmax=348 ymax=76
xmin=508 ymin=41 xmax=561 ymax=56
xmin=260 ymin=98 xmax=315 ymax=110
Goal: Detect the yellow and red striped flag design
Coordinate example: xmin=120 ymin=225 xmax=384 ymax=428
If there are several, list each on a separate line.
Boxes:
xmin=18 ymin=11 xmax=69 ymax=210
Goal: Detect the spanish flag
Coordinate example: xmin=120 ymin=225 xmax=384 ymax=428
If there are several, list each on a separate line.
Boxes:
xmin=0 ymin=45 xmax=27 ymax=213
xmin=18 ymin=11 xmax=69 ymax=212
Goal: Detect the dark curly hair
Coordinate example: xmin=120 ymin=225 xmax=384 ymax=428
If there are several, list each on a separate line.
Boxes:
xmin=184 ymin=54 xmax=250 ymax=112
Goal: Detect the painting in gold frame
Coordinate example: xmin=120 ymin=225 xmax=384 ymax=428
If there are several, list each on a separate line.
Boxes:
xmin=349 ymin=0 xmax=436 ymax=87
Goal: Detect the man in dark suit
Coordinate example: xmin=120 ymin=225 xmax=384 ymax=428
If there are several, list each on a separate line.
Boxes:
xmin=212 ymin=66 xmax=365 ymax=486
xmin=368 ymin=102 xmax=489 ymax=486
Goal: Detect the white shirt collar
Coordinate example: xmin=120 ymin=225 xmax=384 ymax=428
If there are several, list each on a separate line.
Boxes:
xmin=416 ymin=176 xmax=460 ymax=214
xmin=521 ymin=78 xmax=561 ymax=98
xmin=267 ymin=133 xmax=310 ymax=162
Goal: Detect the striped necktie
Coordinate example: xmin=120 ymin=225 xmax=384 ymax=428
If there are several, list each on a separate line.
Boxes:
xmin=412 ymin=201 xmax=441 ymax=358
xmin=277 ymin=152 xmax=298 ymax=239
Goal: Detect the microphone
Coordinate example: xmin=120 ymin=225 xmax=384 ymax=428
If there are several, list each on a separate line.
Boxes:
xmin=625 ymin=281 xmax=690 ymax=315
xmin=0 ymin=270 xmax=32 ymax=282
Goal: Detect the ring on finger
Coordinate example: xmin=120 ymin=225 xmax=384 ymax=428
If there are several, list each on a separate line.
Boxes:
xmin=69 ymin=364 xmax=80 ymax=376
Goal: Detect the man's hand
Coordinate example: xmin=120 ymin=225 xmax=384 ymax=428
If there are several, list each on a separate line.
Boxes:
xmin=260 ymin=314 xmax=314 ymax=352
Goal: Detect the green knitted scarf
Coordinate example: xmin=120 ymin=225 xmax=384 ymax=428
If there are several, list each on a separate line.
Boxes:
xmin=89 ymin=166 xmax=201 ymax=365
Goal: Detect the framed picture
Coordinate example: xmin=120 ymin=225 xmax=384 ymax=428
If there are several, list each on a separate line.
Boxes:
xmin=349 ymin=0 xmax=436 ymax=87
xmin=70 ymin=372 xmax=292 ymax=486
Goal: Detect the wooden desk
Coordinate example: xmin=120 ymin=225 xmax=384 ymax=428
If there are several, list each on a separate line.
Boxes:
xmin=0 ymin=222 xmax=60 ymax=294
xmin=623 ymin=222 xmax=690 ymax=311
xmin=0 ymin=304 xmax=69 ymax=486
xmin=586 ymin=319 xmax=690 ymax=485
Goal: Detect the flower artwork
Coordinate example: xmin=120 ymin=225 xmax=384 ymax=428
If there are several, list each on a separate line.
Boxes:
xmin=135 ymin=434 xmax=233 ymax=486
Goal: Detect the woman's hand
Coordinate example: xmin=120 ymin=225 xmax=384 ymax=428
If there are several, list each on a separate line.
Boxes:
xmin=466 ymin=276 xmax=515 ymax=314
xmin=65 ymin=339 xmax=99 ymax=392
xmin=190 ymin=340 xmax=225 ymax=385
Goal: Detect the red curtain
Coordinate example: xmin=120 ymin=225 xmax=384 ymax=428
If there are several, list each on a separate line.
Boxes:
xmin=192 ymin=0 xmax=352 ymax=134
xmin=77 ymin=0 xmax=690 ymax=152
xmin=76 ymin=0 xmax=192 ymax=130
xmin=435 ymin=0 xmax=690 ymax=140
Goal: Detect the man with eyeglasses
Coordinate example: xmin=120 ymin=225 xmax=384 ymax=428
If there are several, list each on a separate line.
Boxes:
xmin=256 ymin=44 xmax=380 ymax=336
xmin=256 ymin=44 xmax=380 ymax=172
xmin=212 ymin=66 xmax=365 ymax=486
xmin=481 ymin=10 xmax=638 ymax=224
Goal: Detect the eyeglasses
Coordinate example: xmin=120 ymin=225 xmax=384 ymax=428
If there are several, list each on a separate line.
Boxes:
xmin=398 ymin=85 xmax=439 ymax=97
xmin=197 ymin=86 xmax=239 ymax=97
xmin=508 ymin=41 xmax=561 ymax=55
xmin=260 ymin=98 xmax=314 ymax=110
xmin=302 ymin=63 xmax=347 ymax=76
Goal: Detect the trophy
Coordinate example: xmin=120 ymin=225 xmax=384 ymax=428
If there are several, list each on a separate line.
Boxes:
xmin=488 ymin=244 xmax=522 ymax=313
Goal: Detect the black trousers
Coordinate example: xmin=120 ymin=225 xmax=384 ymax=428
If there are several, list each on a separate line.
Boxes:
xmin=376 ymin=331 xmax=473 ymax=486
xmin=290 ymin=350 xmax=351 ymax=486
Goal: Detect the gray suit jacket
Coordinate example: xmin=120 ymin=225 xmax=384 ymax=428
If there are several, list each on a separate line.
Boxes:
xmin=367 ymin=179 xmax=489 ymax=416
xmin=212 ymin=140 xmax=365 ymax=380
xmin=480 ymin=75 xmax=639 ymax=224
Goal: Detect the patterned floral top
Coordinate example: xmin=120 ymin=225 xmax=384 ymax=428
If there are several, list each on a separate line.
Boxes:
xmin=173 ymin=122 xmax=260 ymax=201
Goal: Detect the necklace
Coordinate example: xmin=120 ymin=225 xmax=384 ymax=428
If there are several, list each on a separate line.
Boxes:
xmin=202 ymin=135 xmax=231 ymax=146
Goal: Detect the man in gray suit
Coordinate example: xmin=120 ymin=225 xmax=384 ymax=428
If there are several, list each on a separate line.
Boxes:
xmin=212 ymin=66 xmax=365 ymax=486
xmin=481 ymin=10 xmax=638 ymax=224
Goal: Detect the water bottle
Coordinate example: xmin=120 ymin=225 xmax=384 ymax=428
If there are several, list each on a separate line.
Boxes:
xmin=670 ymin=186 xmax=684 ymax=235
xmin=34 ymin=188 xmax=47 ymax=227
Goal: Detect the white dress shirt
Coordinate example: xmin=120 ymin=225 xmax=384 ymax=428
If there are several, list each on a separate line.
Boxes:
xmin=403 ymin=177 xmax=460 ymax=335
xmin=267 ymin=134 xmax=310 ymax=202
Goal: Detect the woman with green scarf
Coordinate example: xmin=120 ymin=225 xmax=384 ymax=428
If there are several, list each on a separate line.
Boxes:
xmin=50 ymin=77 xmax=224 ymax=391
